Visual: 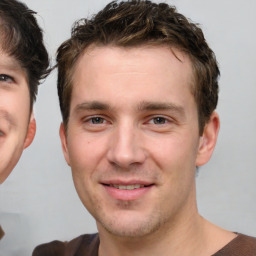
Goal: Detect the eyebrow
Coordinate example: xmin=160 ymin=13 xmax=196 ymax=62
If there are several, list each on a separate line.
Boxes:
xmin=137 ymin=101 xmax=184 ymax=112
xmin=74 ymin=100 xmax=185 ymax=116
xmin=74 ymin=101 xmax=110 ymax=113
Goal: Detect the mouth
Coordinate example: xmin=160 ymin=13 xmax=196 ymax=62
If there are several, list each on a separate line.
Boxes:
xmin=108 ymin=184 xmax=148 ymax=190
xmin=102 ymin=182 xmax=154 ymax=201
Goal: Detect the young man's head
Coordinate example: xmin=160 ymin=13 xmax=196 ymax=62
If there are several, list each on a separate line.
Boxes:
xmin=0 ymin=0 xmax=49 ymax=183
xmin=57 ymin=0 xmax=220 ymax=239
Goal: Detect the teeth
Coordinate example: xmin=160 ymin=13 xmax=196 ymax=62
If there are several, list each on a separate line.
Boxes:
xmin=111 ymin=184 xmax=145 ymax=190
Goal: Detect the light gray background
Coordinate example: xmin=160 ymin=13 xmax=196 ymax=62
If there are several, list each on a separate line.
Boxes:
xmin=0 ymin=0 xmax=255 ymax=255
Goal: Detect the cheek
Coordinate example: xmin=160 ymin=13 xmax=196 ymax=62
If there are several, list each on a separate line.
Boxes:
xmin=0 ymin=89 xmax=29 ymax=113
xmin=147 ymin=133 xmax=198 ymax=185
xmin=150 ymin=136 xmax=197 ymax=199
xmin=67 ymin=135 xmax=105 ymax=210
xmin=7 ymin=92 xmax=31 ymax=131
xmin=148 ymin=134 xmax=193 ymax=163
xmin=16 ymin=96 xmax=31 ymax=122
xmin=0 ymin=138 xmax=24 ymax=181
xmin=67 ymin=133 xmax=107 ymax=176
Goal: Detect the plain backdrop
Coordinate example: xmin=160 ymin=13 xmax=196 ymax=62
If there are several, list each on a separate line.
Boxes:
xmin=0 ymin=0 xmax=255 ymax=255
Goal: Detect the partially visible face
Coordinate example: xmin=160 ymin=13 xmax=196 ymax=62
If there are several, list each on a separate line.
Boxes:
xmin=0 ymin=50 xmax=34 ymax=183
xmin=60 ymin=45 xmax=211 ymax=238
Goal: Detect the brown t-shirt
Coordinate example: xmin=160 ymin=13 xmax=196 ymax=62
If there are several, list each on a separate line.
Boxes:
xmin=33 ymin=233 xmax=256 ymax=256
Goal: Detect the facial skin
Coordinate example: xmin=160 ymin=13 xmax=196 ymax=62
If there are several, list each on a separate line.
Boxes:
xmin=60 ymin=45 xmax=219 ymax=241
xmin=0 ymin=51 xmax=36 ymax=183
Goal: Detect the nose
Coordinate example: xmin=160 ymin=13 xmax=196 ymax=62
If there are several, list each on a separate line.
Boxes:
xmin=107 ymin=123 xmax=146 ymax=169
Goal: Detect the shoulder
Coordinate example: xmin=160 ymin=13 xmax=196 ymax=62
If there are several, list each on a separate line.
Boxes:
xmin=213 ymin=233 xmax=256 ymax=256
xmin=32 ymin=233 xmax=99 ymax=256
xmin=67 ymin=233 xmax=99 ymax=255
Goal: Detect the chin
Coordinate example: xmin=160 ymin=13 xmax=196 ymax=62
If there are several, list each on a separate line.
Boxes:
xmin=98 ymin=214 xmax=163 ymax=238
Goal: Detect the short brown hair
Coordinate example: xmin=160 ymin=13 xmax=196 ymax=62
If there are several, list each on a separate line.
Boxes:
xmin=0 ymin=0 xmax=50 ymax=109
xmin=57 ymin=0 xmax=219 ymax=134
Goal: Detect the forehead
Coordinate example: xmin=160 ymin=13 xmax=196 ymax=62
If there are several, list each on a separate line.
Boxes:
xmin=0 ymin=49 xmax=22 ymax=70
xmin=0 ymin=49 xmax=27 ymax=80
xmin=72 ymin=45 xmax=194 ymax=95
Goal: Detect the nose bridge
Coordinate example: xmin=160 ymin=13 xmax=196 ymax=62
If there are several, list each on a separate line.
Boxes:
xmin=107 ymin=119 xmax=145 ymax=167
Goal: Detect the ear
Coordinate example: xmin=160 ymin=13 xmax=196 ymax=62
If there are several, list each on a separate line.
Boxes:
xmin=59 ymin=123 xmax=70 ymax=166
xmin=24 ymin=113 xmax=36 ymax=149
xmin=196 ymin=111 xmax=220 ymax=166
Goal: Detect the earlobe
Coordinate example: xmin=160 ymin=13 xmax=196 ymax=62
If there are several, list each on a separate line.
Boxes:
xmin=24 ymin=114 xmax=36 ymax=149
xmin=196 ymin=111 xmax=220 ymax=166
xmin=59 ymin=123 xmax=70 ymax=166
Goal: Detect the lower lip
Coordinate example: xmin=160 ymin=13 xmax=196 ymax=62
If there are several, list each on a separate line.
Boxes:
xmin=103 ymin=185 xmax=152 ymax=201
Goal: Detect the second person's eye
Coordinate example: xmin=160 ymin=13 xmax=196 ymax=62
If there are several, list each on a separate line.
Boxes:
xmin=0 ymin=74 xmax=14 ymax=83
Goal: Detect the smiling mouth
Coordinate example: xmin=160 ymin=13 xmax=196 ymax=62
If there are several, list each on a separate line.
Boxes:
xmin=109 ymin=184 xmax=145 ymax=190
xmin=103 ymin=183 xmax=153 ymax=200
xmin=103 ymin=184 xmax=153 ymax=190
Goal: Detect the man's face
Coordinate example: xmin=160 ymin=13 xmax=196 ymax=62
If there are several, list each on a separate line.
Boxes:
xmin=0 ymin=50 xmax=35 ymax=183
xmin=60 ymin=45 xmax=214 ymax=238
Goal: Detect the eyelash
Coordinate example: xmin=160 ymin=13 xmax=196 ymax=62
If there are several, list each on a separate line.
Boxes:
xmin=83 ymin=116 xmax=109 ymax=125
xmin=0 ymin=74 xmax=14 ymax=83
xmin=89 ymin=117 xmax=106 ymax=124
xmin=148 ymin=116 xmax=169 ymax=125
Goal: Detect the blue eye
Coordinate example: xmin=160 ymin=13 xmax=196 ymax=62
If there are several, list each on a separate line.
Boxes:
xmin=0 ymin=74 xmax=13 ymax=83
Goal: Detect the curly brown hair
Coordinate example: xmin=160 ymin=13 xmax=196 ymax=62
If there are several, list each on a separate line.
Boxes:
xmin=57 ymin=0 xmax=219 ymax=134
xmin=0 ymin=0 xmax=50 ymax=109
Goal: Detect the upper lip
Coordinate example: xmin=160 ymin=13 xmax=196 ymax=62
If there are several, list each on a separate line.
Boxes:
xmin=101 ymin=179 xmax=154 ymax=186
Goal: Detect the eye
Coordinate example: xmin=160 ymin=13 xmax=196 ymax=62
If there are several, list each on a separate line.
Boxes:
xmin=82 ymin=115 xmax=110 ymax=132
xmin=90 ymin=117 xmax=105 ymax=124
xmin=150 ymin=116 xmax=168 ymax=125
xmin=82 ymin=115 xmax=109 ymax=126
xmin=0 ymin=74 xmax=14 ymax=83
